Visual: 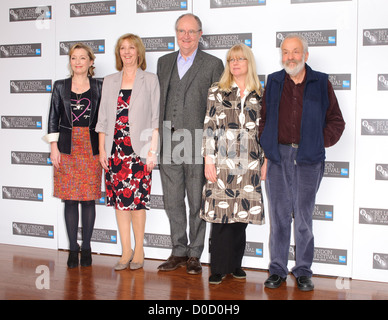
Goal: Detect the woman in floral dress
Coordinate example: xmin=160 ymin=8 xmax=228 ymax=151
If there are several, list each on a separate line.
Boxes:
xmin=96 ymin=34 xmax=160 ymax=271
xmin=201 ymin=44 xmax=266 ymax=284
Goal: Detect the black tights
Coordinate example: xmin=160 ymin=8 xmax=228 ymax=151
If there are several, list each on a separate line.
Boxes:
xmin=64 ymin=200 xmax=96 ymax=251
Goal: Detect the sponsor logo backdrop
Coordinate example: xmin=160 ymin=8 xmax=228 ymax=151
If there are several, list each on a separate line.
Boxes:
xmin=0 ymin=0 xmax=386 ymax=283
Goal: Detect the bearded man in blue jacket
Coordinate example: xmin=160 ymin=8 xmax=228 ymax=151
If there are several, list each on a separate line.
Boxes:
xmin=259 ymin=34 xmax=345 ymax=291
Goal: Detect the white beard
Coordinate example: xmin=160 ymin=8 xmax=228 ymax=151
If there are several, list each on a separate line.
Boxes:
xmin=283 ymin=56 xmax=306 ymax=77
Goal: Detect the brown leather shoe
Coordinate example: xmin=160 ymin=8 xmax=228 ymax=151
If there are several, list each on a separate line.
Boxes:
xmin=157 ymin=255 xmax=188 ymax=271
xmin=186 ymin=257 xmax=202 ymax=275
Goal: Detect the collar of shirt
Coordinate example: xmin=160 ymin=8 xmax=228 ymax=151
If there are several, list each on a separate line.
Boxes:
xmin=177 ymin=49 xmax=198 ymax=79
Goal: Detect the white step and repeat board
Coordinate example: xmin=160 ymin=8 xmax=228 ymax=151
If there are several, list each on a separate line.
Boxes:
xmin=0 ymin=0 xmax=387 ymax=283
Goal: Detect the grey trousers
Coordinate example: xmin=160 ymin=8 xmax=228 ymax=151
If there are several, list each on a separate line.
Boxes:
xmin=159 ymin=162 xmax=206 ymax=258
xmin=265 ymin=144 xmax=324 ymax=278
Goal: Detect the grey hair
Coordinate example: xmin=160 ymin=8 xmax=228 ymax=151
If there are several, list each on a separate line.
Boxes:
xmin=280 ymin=33 xmax=309 ymax=54
xmin=175 ymin=13 xmax=202 ymax=32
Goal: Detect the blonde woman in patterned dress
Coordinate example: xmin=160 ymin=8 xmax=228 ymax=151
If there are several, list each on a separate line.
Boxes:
xmin=201 ymin=44 xmax=266 ymax=284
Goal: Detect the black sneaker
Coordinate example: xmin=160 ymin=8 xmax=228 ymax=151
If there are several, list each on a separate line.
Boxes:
xmin=232 ymin=268 xmax=246 ymax=279
xmin=209 ymin=274 xmax=226 ymax=285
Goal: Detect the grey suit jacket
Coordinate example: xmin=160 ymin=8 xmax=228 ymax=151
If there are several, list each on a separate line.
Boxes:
xmin=96 ymin=68 xmax=160 ymax=159
xmin=157 ymin=49 xmax=224 ymax=160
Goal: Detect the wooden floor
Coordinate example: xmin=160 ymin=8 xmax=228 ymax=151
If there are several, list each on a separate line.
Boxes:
xmin=1 ymin=243 xmax=388 ymax=303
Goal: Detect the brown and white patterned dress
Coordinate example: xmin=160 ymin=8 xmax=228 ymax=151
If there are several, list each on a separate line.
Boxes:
xmin=200 ymin=85 xmax=265 ymax=225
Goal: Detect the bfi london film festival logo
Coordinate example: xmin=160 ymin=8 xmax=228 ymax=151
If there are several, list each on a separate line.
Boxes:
xmin=199 ymin=33 xmax=252 ymax=50
xmin=11 ymin=151 xmax=52 ymax=166
xmin=373 ymin=253 xmax=388 ymax=271
xmin=0 ymin=44 xmax=41 ymax=58
xmin=329 ymin=74 xmax=351 ymax=91
xmin=9 ymin=6 xmax=51 ymax=30
xmin=3 ymin=186 xmax=43 ymax=202
xmin=361 ymin=119 xmax=388 ymax=136
xmin=313 ymin=204 xmax=334 ymax=221
xmin=1 ymin=116 xmax=42 ymax=129
xmin=359 ymin=208 xmax=388 ymax=226
xmin=60 ymin=40 xmax=105 ymax=56
xmin=142 ymin=37 xmax=175 ymax=52
xmin=363 ymin=28 xmax=388 ymax=46
xmin=324 ymin=161 xmax=349 ymax=178
xmin=136 ymin=0 xmax=188 ymax=13
xmin=77 ymin=227 xmax=117 ymax=244
xmin=276 ymin=30 xmax=336 ymax=47
xmin=10 ymin=80 xmax=52 ymax=94
xmin=376 ymin=164 xmax=388 ymax=181
xmin=378 ymin=74 xmax=388 ymax=91
xmin=210 ymin=0 xmax=266 ymax=8
xmin=289 ymin=246 xmax=347 ymax=265
xmin=70 ymin=1 xmax=116 ymax=17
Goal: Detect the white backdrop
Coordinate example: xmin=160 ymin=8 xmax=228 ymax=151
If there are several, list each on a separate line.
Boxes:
xmin=0 ymin=0 xmax=387 ymax=283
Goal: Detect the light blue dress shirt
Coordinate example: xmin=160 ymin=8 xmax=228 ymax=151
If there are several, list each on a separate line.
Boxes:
xmin=177 ymin=49 xmax=198 ymax=79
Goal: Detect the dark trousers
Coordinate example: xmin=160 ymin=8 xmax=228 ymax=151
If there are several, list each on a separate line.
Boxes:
xmin=210 ymin=222 xmax=247 ymax=275
xmin=265 ymin=144 xmax=324 ymax=278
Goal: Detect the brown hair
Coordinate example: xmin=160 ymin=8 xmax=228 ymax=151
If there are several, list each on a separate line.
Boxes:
xmin=68 ymin=43 xmax=96 ymax=77
xmin=114 ymin=33 xmax=146 ymax=71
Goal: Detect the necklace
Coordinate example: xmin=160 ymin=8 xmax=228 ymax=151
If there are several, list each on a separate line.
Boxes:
xmin=72 ymin=92 xmax=83 ymax=110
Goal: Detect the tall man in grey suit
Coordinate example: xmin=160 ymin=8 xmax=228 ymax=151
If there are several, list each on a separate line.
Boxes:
xmin=157 ymin=13 xmax=224 ymax=274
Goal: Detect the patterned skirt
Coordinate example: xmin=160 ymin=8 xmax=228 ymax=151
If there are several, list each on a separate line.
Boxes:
xmin=54 ymin=127 xmax=102 ymax=201
xmin=105 ymin=134 xmax=152 ymax=211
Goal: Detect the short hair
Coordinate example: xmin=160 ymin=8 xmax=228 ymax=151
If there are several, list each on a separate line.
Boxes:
xmin=68 ymin=43 xmax=96 ymax=77
xmin=217 ymin=43 xmax=262 ymax=96
xmin=175 ymin=13 xmax=202 ymax=32
xmin=114 ymin=33 xmax=146 ymax=71
xmin=280 ymin=33 xmax=309 ymax=54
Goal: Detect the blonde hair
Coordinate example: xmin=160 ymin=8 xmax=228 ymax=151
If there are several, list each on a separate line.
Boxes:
xmin=217 ymin=43 xmax=262 ymax=96
xmin=115 ymin=33 xmax=146 ymax=71
xmin=68 ymin=43 xmax=96 ymax=77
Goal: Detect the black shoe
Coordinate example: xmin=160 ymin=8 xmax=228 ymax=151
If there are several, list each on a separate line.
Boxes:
xmin=67 ymin=250 xmax=79 ymax=269
xmin=264 ymin=274 xmax=286 ymax=289
xmin=209 ymin=274 xmax=226 ymax=285
xmin=80 ymin=249 xmax=92 ymax=267
xmin=296 ymin=276 xmax=314 ymax=291
xmin=232 ymin=268 xmax=246 ymax=279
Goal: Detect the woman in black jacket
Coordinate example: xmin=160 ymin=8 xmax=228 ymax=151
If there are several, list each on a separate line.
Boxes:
xmin=46 ymin=43 xmax=103 ymax=268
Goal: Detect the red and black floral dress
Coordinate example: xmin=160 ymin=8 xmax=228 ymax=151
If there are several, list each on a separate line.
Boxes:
xmin=105 ymin=89 xmax=152 ymax=211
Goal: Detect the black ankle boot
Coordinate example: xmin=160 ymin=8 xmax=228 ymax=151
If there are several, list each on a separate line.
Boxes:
xmin=80 ymin=249 xmax=92 ymax=267
xmin=67 ymin=250 xmax=79 ymax=268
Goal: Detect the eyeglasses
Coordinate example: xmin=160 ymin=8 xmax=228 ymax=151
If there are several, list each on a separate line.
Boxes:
xmin=228 ymin=57 xmax=248 ymax=63
xmin=177 ymin=29 xmax=201 ymax=37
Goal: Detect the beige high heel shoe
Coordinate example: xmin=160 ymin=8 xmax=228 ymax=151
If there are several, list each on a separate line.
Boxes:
xmin=114 ymin=250 xmax=134 ymax=271
xmin=130 ymin=251 xmax=145 ymax=270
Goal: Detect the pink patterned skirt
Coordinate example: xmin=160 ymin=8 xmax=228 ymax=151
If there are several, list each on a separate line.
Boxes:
xmin=54 ymin=127 xmax=102 ymax=201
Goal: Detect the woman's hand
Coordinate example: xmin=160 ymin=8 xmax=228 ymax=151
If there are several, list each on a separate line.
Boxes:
xmin=50 ymin=142 xmax=61 ymax=169
xmin=204 ymin=155 xmax=217 ymax=183
xmin=99 ymin=149 xmax=109 ymax=171
xmin=146 ymin=150 xmax=157 ymax=173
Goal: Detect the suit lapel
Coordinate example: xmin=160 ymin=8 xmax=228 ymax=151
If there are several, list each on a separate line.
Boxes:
xmin=183 ymin=49 xmax=205 ymax=90
xmin=162 ymin=52 xmax=178 ymax=105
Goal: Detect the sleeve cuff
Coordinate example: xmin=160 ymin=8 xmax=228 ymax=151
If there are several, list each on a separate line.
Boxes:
xmin=42 ymin=132 xmax=59 ymax=143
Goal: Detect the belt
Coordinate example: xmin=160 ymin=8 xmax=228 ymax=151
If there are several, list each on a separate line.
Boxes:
xmin=284 ymin=143 xmax=299 ymax=149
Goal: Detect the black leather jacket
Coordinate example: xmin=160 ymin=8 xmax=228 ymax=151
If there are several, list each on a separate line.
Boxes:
xmin=48 ymin=77 xmax=103 ymax=155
